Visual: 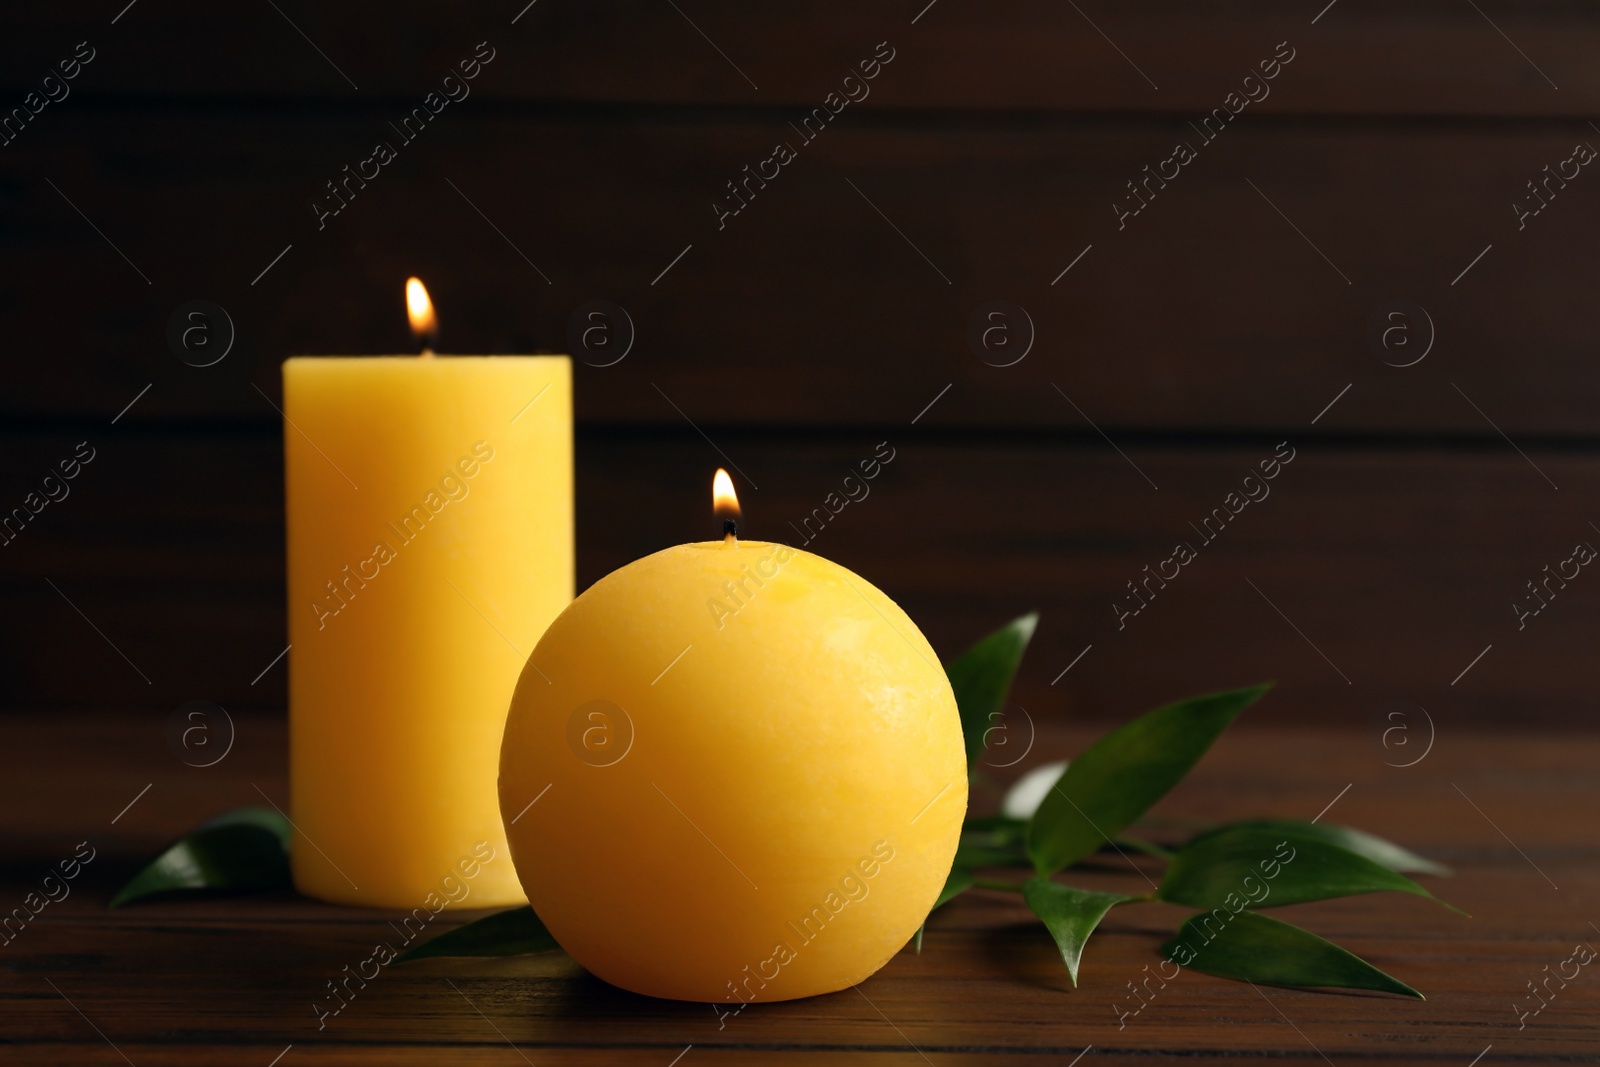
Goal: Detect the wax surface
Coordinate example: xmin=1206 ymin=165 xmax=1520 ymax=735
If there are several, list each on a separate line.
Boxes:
xmin=284 ymin=356 xmax=571 ymax=909
xmin=499 ymin=540 xmax=965 ymax=1002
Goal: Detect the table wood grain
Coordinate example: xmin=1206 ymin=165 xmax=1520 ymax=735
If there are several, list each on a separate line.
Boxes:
xmin=3 ymin=711 xmax=1594 ymax=1065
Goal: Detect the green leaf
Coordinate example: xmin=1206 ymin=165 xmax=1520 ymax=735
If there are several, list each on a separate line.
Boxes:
xmin=932 ymin=866 xmax=976 ymax=910
xmin=1188 ymin=819 xmax=1450 ymax=876
xmin=958 ymin=817 xmax=1031 ymax=866
xmin=1115 ymin=835 xmax=1175 ymax=861
xmin=946 ymin=613 xmax=1038 ymax=767
xmin=109 ymin=806 xmax=291 ymax=907
xmin=962 ymin=814 xmax=1029 ymax=848
xmin=953 ymin=812 xmax=1030 ymax=870
xmin=395 ymin=905 xmax=561 ymax=962
xmin=1158 ymin=827 xmax=1458 ymax=911
xmin=1027 ymin=684 xmax=1270 ymax=874
xmin=953 ymin=842 xmax=1030 ymax=868
xmin=1162 ymin=910 xmax=1422 ymax=998
xmin=200 ymin=806 xmax=292 ymax=845
xmin=1022 ymin=878 xmax=1138 ymax=985
xmin=915 ymin=866 xmax=975 ymax=954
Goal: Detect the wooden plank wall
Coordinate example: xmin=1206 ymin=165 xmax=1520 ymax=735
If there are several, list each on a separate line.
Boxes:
xmin=1 ymin=1 xmax=1597 ymax=725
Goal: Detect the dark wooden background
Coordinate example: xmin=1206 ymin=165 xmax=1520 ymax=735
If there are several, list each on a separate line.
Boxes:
xmin=3 ymin=0 xmax=1599 ymax=728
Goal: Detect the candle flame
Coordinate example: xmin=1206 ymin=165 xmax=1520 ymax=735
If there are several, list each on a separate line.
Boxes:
xmin=713 ymin=469 xmax=740 ymax=522
xmin=405 ymin=277 xmax=437 ymax=350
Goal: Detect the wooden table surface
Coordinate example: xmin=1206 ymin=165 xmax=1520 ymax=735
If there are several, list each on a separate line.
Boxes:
xmin=3 ymin=711 xmax=1595 ymax=1066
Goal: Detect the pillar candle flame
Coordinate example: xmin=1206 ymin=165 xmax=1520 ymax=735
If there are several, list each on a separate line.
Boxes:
xmin=405 ymin=276 xmax=438 ymax=356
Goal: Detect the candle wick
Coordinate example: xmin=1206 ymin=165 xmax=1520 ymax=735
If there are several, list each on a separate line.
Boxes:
xmin=723 ymin=518 xmax=738 ymax=544
xmin=419 ymin=346 xmax=436 ymax=359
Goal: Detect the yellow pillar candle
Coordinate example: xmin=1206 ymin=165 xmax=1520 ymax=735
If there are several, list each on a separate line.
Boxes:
xmin=283 ymin=286 xmax=571 ymax=910
xmin=499 ymin=474 xmax=965 ymax=1001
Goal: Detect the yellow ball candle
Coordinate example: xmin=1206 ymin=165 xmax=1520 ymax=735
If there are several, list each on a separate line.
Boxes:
xmin=498 ymin=474 xmax=965 ymax=1002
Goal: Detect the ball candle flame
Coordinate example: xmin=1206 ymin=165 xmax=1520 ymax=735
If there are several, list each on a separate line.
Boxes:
xmin=283 ymin=276 xmax=572 ymax=909
xmin=499 ymin=472 xmax=966 ymax=1001
xmin=713 ymin=467 xmax=740 ymax=538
